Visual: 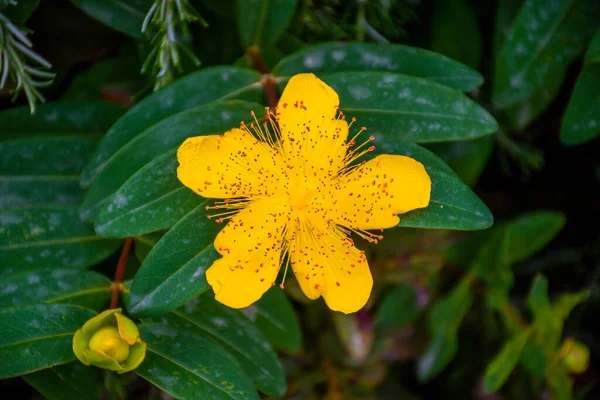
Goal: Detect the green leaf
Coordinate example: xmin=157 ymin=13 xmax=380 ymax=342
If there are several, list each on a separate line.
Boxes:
xmin=68 ymin=0 xmax=154 ymax=37
xmin=507 ymin=211 xmax=566 ymax=263
xmin=444 ymin=210 xmax=565 ymax=266
xmin=0 ymin=206 xmax=121 ymax=277
xmin=417 ymin=280 xmax=473 ymax=381
xmin=471 ymin=227 xmax=512 ymax=296
xmin=311 ymin=72 xmax=497 ymax=143
xmin=585 ymin=30 xmax=600 ymax=63
xmin=493 ymin=0 xmax=600 ymax=108
xmin=80 ymin=67 xmax=261 ymax=187
xmin=23 ymin=362 xmax=102 ymax=400
xmin=430 ymin=0 xmax=482 ymax=69
xmin=373 ymin=140 xmax=493 ymax=230
xmin=95 ymin=148 xmax=203 ymax=238
xmin=127 ymin=203 xmax=221 ymax=317
xmin=483 ymin=330 xmax=530 ymax=393
xmin=136 ymin=324 xmax=260 ymax=400
xmin=0 ymin=268 xmax=111 ymax=310
xmin=237 ymin=0 xmax=297 ymax=48
xmin=62 ymin=56 xmax=143 ymax=101
xmin=0 ymin=304 xmax=96 ymax=378
xmin=519 ymin=339 xmax=546 ymax=377
xmin=0 ymin=136 xmax=96 ymax=210
xmin=527 ymin=275 xmax=561 ymax=350
xmin=561 ymin=63 xmax=600 ymax=145
xmin=2 ymin=0 xmax=39 ymax=23
xmin=146 ymin=295 xmax=286 ymax=396
xmin=374 ymin=284 xmax=421 ymax=332
xmin=242 ymin=287 xmax=301 ymax=352
xmin=80 ymin=101 xmax=264 ymax=222
xmin=272 ymin=42 xmax=484 ymax=91
xmin=134 ymin=232 xmax=163 ymax=263
xmin=0 ymin=101 xmax=127 ymax=136
xmin=426 ymin=136 xmax=494 ymax=187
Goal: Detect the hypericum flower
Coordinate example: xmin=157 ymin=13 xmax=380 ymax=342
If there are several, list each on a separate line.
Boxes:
xmin=72 ymin=309 xmax=146 ymax=373
xmin=177 ymin=73 xmax=431 ymax=313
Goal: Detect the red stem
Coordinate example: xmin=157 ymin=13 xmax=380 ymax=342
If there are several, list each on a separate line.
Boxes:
xmin=110 ymin=238 xmax=133 ymax=309
xmin=247 ymin=46 xmax=278 ymax=108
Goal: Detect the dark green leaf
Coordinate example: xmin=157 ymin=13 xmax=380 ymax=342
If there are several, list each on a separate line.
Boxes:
xmin=585 ymin=30 xmax=600 ymax=63
xmin=80 ymin=67 xmax=261 ymax=187
xmin=519 ymin=339 xmax=546 ymax=377
xmin=80 ymin=101 xmax=264 ymax=222
xmin=0 ymin=136 xmax=96 ymax=210
xmin=426 ymin=136 xmax=494 ymax=187
xmin=546 ymin=363 xmax=573 ymax=400
xmin=0 ymin=101 xmax=127 ymax=136
xmin=483 ymin=330 xmax=530 ymax=393
xmin=417 ymin=280 xmax=473 ymax=381
xmin=127 ymin=204 xmax=221 ymax=316
xmin=314 ymin=72 xmax=497 ymax=143
xmin=0 ymin=206 xmax=121 ymax=277
xmin=23 ymin=362 xmax=102 ymax=400
xmin=471 ymin=227 xmax=512 ymax=296
xmin=430 ymin=0 xmax=482 ymax=69
xmin=493 ymin=0 xmax=600 ymax=108
xmin=136 ymin=324 xmax=260 ymax=400
xmin=273 ymin=42 xmax=484 ymax=91
xmin=95 ymin=148 xmax=203 ymax=238
xmin=527 ymin=275 xmax=561 ymax=350
xmin=2 ymin=0 xmax=39 ymax=23
xmin=68 ymin=0 xmax=154 ymax=37
xmin=374 ymin=284 xmax=420 ymax=332
xmin=242 ymin=287 xmax=301 ymax=352
xmin=147 ymin=295 xmax=286 ymax=396
xmin=507 ymin=211 xmax=566 ymax=263
xmin=134 ymin=232 xmax=163 ymax=263
xmin=0 ymin=304 xmax=96 ymax=378
xmin=374 ymin=140 xmax=493 ymax=230
xmin=0 ymin=268 xmax=111 ymax=310
xmin=62 ymin=56 xmax=143 ymax=101
xmin=561 ymin=64 xmax=600 ymax=145
xmin=237 ymin=0 xmax=297 ymax=48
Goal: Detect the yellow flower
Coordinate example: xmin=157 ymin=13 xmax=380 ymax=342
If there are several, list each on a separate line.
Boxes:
xmin=177 ymin=73 xmax=431 ymax=313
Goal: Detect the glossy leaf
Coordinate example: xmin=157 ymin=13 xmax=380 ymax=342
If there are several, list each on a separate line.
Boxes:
xmin=127 ymin=204 xmax=221 ymax=317
xmin=493 ymin=0 xmax=600 ymax=108
xmin=426 ymin=136 xmax=494 ymax=187
xmin=0 ymin=101 xmax=126 ymax=135
xmin=242 ymin=287 xmax=302 ymax=352
xmin=0 ymin=268 xmax=111 ymax=310
xmin=81 ymin=101 xmax=264 ymax=222
xmin=81 ymin=67 xmax=261 ymax=187
xmin=314 ymin=72 xmax=498 ymax=143
xmin=136 ymin=324 xmax=260 ymax=400
xmin=430 ymin=0 xmax=482 ymax=69
xmin=373 ymin=140 xmax=493 ymax=230
xmin=96 ymin=148 xmax=203 ymax=238
xmin=586 ymin=30 xmax=600 ymax=62
xmin=2 ymin=0 xmax=39 ymax=23
xmin=0 ymin=136 xmax=96 ymax=210
xmin=147 ymin=296 xmax=286 ymax=396
xmin=0 ymin=304 xmax=96 ymax=378
xmin=69 ymin=0 xmax=154 ymax=37
xmin=237 ymin=0 xmax=297 ymax=47
xmin=483 ymin=330 xmax=530 ymax=393
xmin=273 ymin=42 xmax=484 ymax=91
xmin=561 ymin=64 xmax=600 ymax=145
xmin=374 ymin=284 xmax=420 ymax=332
xmin=0 ymin=206 xmax=121 ymax=277
xmin=417 ymin=280 xmax=473 ymax=382
xmin=23 ymin=362 xmax=102 ymax=400
xmin=134 ymin=232 xmax=163 ymax=263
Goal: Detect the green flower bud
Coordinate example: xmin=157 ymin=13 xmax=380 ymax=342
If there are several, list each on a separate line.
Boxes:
xmin=559 ymin=338 xmax=590 ymax=374
xmin=72 ymin=308 xmax=146 ymax=373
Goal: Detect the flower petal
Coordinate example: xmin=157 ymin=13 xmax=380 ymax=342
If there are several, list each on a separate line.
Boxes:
xmin=276 ymin=74 xmax=348 ymax=173
xmin=177 ymin=128 xmax=284 ymax=199
xmin=325 ymin=154 xmax=431 ymax=230
xmin=206 ymin=199 xmax=289 ymax=308
xmin=288 ymin=216 xmax=372 ymax=314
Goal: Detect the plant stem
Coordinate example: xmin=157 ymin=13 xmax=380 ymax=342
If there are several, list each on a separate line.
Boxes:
xmin=110 ymin=238 xmax=133 ymax=309
xmin=247 ymin=46 xmax=278 ymax=108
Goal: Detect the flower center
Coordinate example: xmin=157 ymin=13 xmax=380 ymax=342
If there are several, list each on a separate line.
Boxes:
xmin=288 ymin=187 xmax=311 ymax=211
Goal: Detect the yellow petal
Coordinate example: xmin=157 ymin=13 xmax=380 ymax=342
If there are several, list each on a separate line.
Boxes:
xmin=325 ymin=154 xmax=431 ymax=230
xmin=206 ymin=199 xmax=290 ymax=308
xmin=177 ymin=128 xmax=284 ymax=199
xmin=276 ymin=74 xmax=348 ymax=173
xmin=287 ymin=215 xmax=372 ymax=314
